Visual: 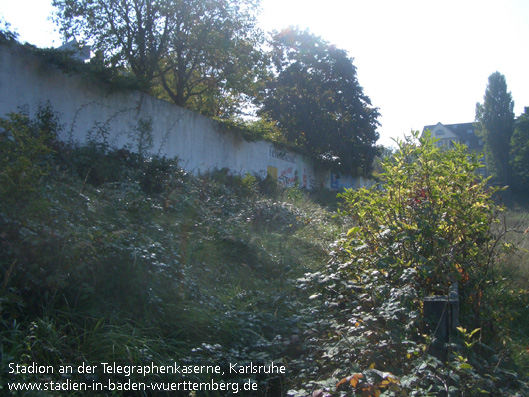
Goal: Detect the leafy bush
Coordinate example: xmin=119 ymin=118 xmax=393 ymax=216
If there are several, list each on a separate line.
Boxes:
xmin=0 ymin=104 xmax=60 ymax=208
xmin=287 ymin=131 xmax=528 ymax=396
xmin=139 ymin=155 xmax=182 ymax=194
xmin=217 ymin=117 xmax=287 ymax=143
xmin=0 ymin=21 xmax=18 ymax=44
xmin=340 ymin=131 xmax=502 ymax=312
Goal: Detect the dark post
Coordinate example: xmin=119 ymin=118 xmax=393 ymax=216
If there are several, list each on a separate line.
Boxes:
xmin=423 ymin=283 xmax=459 ymax=360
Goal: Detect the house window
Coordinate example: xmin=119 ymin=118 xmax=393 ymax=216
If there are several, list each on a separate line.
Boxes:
xmin=467 ymin=129 xmax=473 ymax=134
xmin=437 ymin=129 xmax=445 ymax=136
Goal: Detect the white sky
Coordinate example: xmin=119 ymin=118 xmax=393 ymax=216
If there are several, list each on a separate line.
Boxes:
xmin=1 ymin=0 xmax=528 ymax=147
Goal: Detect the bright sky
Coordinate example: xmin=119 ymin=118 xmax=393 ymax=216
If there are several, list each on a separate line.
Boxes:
xmin=1 ymin=0 xmax=528 ymax=147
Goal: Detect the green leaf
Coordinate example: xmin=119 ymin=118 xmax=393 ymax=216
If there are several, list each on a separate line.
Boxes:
xmin=347 ymin=227 xmax=360 ymax=236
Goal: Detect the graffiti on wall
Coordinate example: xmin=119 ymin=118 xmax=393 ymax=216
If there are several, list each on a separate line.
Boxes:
xmin=267 ymin=144 xmax=299 ymax=187
xmin=301 ymin=168 xmax=315 ymax=190
xmin=269 ymin=146 xmax=296 ymax=164
xmin=331 ymin=173 xmax=376 ymax=191
xmin=268 ymin=165 xmax=317 ymax=189
xmin=279 ymin=167 xmax=297 ymax=186
xmin=331 ymin=173 xmax=341 ymax=190
xmin=267 ymin=165 xmax=297 ymax=186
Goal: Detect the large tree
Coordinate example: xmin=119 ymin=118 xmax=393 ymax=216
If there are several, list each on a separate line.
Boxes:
xmin=53 ymin=0 xmax=266 ymax=117
xmin=258 ymin=28 xmax=380 ymax=175
xmin=475 ymin=71 xmax=515 ymax=185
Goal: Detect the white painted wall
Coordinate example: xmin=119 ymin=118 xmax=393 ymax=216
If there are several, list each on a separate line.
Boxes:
xmin=0 ymin=43 xmax=369 ymax=191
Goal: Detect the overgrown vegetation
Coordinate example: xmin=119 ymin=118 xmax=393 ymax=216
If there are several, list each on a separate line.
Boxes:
xmin=285 ymin=132 xmax=529 ymax=396
xmin=216 ymin=118 xmax=287 ymax=144
xmin=1 ymin=110 xmax=528 ymax=396
xmin=0 ymin=108 xmax=344 ymax=395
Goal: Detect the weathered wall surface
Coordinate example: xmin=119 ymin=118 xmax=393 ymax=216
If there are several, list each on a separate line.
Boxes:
xmin=0 ymin=44 xmax=369 ymax=190
xmin=330 ymin=173 xmax=377 ymax=190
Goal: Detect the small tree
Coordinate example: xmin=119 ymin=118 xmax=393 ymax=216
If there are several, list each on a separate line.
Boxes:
xmin=475 ymin=71 xmax=515 ymax=185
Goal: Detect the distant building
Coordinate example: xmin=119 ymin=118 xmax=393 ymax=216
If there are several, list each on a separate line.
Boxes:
xmin=57 ymin=38 xmax=92 ymax=62
xmin=422 ymin=122 xmax=488 ymax=176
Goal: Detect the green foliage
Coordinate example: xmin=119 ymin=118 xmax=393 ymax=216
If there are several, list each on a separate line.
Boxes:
xmin=66 ymin=142 xmax=129 ymax=186
xmin=340 ymin=131 xmax=500 ymax=300
xmin=0 ymin=19 xmax=19 ymax=44
xmin=53 ymin=0 xmax=268 ymax=117
xmin=259 ymin=27 xmax=380 ymax=176
xmin=510 ymin=107 xmax=529 ymax=192
xmin=2 ymin=108 xmax=527 ymax=395
xmin=475 ymin=71 xmax=515 ymax=185
xmin=18 ymin=42 xmax=147 ymax=93
xmin=0 ymin=109 xmax=343 ymax=394
xmin=217 ymin=117 xmax=287 ymax=143
xmin=286 ymin=131 xmax=528 ymax=395
xmin=0 ymin=104 xmax=60 ymax=209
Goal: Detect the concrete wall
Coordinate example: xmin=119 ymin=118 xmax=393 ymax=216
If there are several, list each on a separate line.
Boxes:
xmin=330 ymin=173 xmax=377 ymax=190
xmin=0 ymin=43 xmax=369 ymax=190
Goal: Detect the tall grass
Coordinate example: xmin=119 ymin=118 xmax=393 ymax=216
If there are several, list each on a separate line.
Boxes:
xmin=495 ymin=207 xmax=529 ymax=372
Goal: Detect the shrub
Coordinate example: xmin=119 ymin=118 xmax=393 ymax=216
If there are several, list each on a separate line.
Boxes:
xmin=139 ymin=155 xmax=180 ymax=194
xmin=339 ymin=131 xmax=501 ymax=315
xmin=289 ymin=131 xmax=528 ymax=396
xmin=0 ymin=105 xmax=60 ymax=208
xmin=68 ymin=141 xmax=130 ymax=186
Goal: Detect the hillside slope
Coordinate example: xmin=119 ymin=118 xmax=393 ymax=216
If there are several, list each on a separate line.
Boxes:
xmin=0 ymin=108 xmax=345 ymax=395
